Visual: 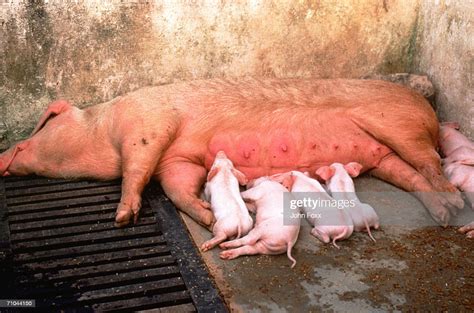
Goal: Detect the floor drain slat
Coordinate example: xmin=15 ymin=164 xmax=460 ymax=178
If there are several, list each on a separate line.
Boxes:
xmin=5 ymin=180 xmax=120 ymax=197
xmin=7 ymin=193 xmax=122 ymax=213
xmin=8 ymin=202 xmax=119 ymax=222
xmin=18 ymin=245 xmax=171 ymax=272
xmin=6 ymin=185 xmax=122 ymax=206
xmin=10 ymin=217 xmax=158 ymax=242
xmin=0 ymin=176 xmax=226 ymax=312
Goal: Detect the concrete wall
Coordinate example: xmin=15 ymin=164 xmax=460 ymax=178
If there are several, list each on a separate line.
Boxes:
xmin=413 ymin=0 xmax=473 ymax=140
xmin=0 ymin=0 xmax=467 ymax=149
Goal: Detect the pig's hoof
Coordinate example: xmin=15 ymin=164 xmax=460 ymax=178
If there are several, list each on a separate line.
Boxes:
xmin=194 ymin=199 xmax=215 ymax=230
xmin=115 ymin=209 xmax=133 ymax=227
xmin=418 ymin=193 xmax=459 ymax=227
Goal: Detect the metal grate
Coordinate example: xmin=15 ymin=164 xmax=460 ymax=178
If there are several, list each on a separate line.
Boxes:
xmin=0 ymin=176 xmax=226 ymax=312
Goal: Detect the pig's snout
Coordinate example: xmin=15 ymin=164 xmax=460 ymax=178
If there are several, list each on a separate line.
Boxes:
xmin=0 ymin=154 xmax=11 ymax=176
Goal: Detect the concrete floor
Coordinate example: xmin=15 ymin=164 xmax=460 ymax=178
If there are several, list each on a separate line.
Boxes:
xmin=182 ymin=176 xmax=474 ymax=312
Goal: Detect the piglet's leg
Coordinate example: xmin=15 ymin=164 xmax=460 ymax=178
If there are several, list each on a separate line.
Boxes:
xmin=219 ymin=228 xmax=260 ymax=249
xmin=158 ymin=162 xmax=214 ymax=229
xmin=371 ymin=154 xmax=458 ymax=226
xmin=219 ymin=241 xmax=268 ymax=260
xmin=459 ymin=222 xmax=474 ymax=238
xmin=201 ymin=232 xmax=228 ymax=252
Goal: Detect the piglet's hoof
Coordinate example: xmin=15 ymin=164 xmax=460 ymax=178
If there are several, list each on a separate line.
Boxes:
xmin=219 ymin=250 xmax=237 ymax=260
xmin=459 ymin=221 xmax=474 ymax=238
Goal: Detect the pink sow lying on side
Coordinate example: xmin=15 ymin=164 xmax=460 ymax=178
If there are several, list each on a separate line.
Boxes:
xmin=0 ymin=79 xmax=465 ymax=232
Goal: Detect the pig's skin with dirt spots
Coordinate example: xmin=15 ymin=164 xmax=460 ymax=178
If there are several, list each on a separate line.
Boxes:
xmin=0 ymin=78 xmax=464 ymax=228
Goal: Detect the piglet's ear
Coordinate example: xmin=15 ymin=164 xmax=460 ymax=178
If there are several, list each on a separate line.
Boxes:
xmin=441 ymin=122 xmax=460 ymax=130
xmin=281 ymin=174 xmax=296 ymax=190
xmin=232 ymin=168 xmax=248 ymax=185
xmin=460 ymin=159 xmax=474 ymax=166
xmin=315 ymin=166 xmax=335 ymax=182
xmin=344 ymin=162 xmax=363 ymax=177
xmin=207 ymin=167 xmax=219 ymax=181
xmin=303 ymin=171 xmax=310 ymax=177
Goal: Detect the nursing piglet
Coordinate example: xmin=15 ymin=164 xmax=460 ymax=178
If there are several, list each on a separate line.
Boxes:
xmin=219 ymin=177 xmax=300 ymax=268
xmin=439 ymin=122 xmax=474 ymax=158
xmin=316 ymin=162 xmax=380 ymax=242
xmin=200 ymin=151 xmax=253 ymax=251
xmin=443 ymin=162 xmax=474 ymax=209
xmin=271 ymin=171 xmax=354 ymax=248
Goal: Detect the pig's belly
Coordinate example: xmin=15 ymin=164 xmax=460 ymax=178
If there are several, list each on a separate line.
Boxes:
xmin=202 ymin=127 xmax=392 ymax=179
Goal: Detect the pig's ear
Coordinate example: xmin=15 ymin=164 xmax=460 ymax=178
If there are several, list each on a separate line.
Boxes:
xmin=315 ymin=166 xmax=335 ymax=181
xmin=207 ymin=167 xmax=220 ymax=181
xmin=31 ymin=100 xmax=72 ymax=136
xmin=303 ymin=171 xmax=310 ymax=177
xmin=460 ymin=159 xmax=474 ymax=166
xmin=344 ymin=162 xmax=363 ymax=177
xmin=441 ymin=121 xmax=460 ymax=130
xmin=232 ymin=168 xmax=248 ymax=185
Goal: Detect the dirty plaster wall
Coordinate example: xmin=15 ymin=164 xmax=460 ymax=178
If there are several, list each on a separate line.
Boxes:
xmin=0 ymin=0 xmax=421 ymax=149
xmin=413 ymin=0 xmax=474 ymax=140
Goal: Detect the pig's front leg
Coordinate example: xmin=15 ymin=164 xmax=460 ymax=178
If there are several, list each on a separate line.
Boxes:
xmin=113 ymin=106 xmax=180 ymax=227
xmin=459 ymin=222 xmax=474 ymax=238
xmin=115 ymin=135 xmax=173 ymax=227
xmin=157 ymin=161 xmax=214 ymax=228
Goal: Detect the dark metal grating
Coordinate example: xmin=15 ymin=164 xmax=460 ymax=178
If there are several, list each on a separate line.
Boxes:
xmin=0 ymin=176 xmax=226 ymax=312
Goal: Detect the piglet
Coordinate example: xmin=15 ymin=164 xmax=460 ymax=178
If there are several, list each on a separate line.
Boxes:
xmin=316 ymin=162 xmax=380 ymax=241
xmin=219 ymin=177 xmax=300 ymax=268
xmin=200 ymin=151 xmax=253 ymax=252
xmin=442 ymin=146 xmax=474 ymax=166
xmin=271 ymin=171 xmax=354 ymax=248
xmin=439 ymin=122 xmax=474 ymax=158
xmin=443 ymin=162 xmax=474 ymax=210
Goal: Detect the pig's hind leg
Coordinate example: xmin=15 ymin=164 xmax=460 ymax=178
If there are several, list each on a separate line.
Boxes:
xmin=371 ymin=154 xmax=459 ymax=226
xmin=352 ymin=109 xmax=463 ymax=207
xmin=158 ymin=162 xmax=214 ymax=228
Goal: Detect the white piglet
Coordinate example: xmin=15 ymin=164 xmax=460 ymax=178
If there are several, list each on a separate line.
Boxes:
xmin=439 ymin=122 xmax=474 ymax=158
xmin=201 ymin=151 xmax=253 ymax=252
xmin=219 ymin=177 xmax=300 ymax=268
xmin=271 ymin=171 xmax=354 ymax=248
xmin=316 ymin=162 xmax=380 ymax=241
